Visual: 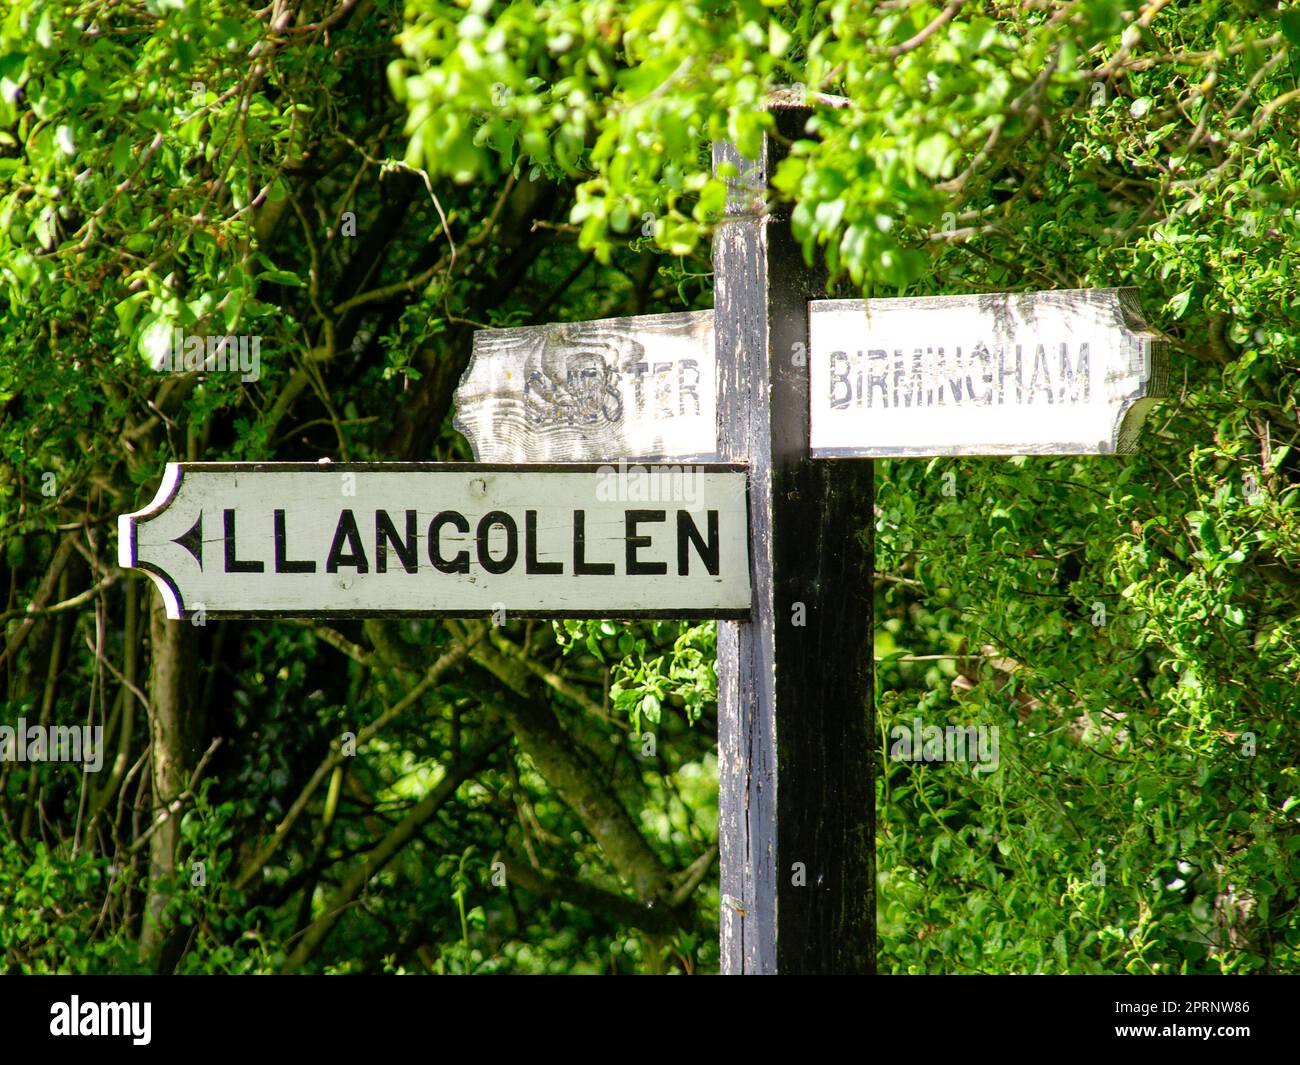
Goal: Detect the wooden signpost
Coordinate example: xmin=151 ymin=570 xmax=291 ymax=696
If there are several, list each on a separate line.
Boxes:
xmin=711 ymin=108 xmax=878 ymax=975
xmin=117 ymin=100 xmax=1168 ymax=976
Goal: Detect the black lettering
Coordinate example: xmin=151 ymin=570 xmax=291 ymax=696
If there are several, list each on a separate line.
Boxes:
xmin=274 ymin=510 xmax=315 ymax=573
xmin=867 ymin=349 xmax=889 ymax=408
xmin=224 ymin=509 xmax=265 ymax=573
xmin=654 ymin=362 xmax=674 ymax=418
xmin=574 ymin=510 xmax=614 ymax=574
xmin=829 ymin=351 xmax=852 ymax=410
xmin=943 ymin=347 xmax=965 ymax=403
xmin=376 ymin=509 xmax=419 ymax=574
xmin=1059 ymin=342 xmax=1090 ymax=402
xmin=626 ymin=361 xmax=649 ymax=413
xmin=901 ymin=349 xmax=925 ymax=407
xmin=602 ymin=378 xmax=624 ymax=423
xmin=428 ymin=511 xmax=470 ymax=574
xmin=677 ymin=509 xmax=719 ymax=576
xmin=924 ymin=347 xmax=943 ymax=405
xmin=476 ymin=511 xmax=518 ymax=574
xmin=326 ymin=510 xmax=369 ymax=573
xmin=970 ymin=343 xmax=993 ymax=404
xmin=525 ymin=510 xmax=563 ymax=574
xmin=626 ymin=510 xmax=667 ymax=575
xmin=567 ymin=368 xmax=600 ymax=425
xmin=678 ymin=360 xmax=701 ymax=417
xmin=1027 ymin=343 xmax=1054 ymax=403
xmin=524 ymin=372 xmax=550 ymax=427
xmin=997 ymin=345 xmax=1021 ymax=404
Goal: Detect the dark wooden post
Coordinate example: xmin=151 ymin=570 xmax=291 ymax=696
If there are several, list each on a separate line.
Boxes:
xmin=713 ymin=104 xmax=876 ymax=974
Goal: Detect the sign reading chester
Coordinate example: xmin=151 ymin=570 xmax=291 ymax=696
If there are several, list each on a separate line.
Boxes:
xmin=455 ymin=310 xmax=716 ymax=463
xmin=118 ymin=463 xmax=750 ymax=620
xmin=809 ymin=287 xmax=1168 ymax=457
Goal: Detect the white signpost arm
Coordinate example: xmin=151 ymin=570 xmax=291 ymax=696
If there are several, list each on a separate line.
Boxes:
xmin=117 ymin=463 xmax=751 ymax=620
xmin=808 ymin=288 xmax=1169 ymax=457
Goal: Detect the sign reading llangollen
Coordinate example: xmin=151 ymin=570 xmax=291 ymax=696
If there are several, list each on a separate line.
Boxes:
xmin=809 ymin=288 xmax=1168 ymax=457
xmin=118 ymin=463 xmax=750 ymax=619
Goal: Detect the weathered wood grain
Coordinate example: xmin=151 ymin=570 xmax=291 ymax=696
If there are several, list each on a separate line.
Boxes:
xmin=809 ymin=287 xmax=1170 ymax=456
xmin=118 ymin=463 xmax=750 ymax=619
xmin=715 ymin=108 xmax=876 ymax=975
xmin=454 ymin=311 xmax=717 ymax=462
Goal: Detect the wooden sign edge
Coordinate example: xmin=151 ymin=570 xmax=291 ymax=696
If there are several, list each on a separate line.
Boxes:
xmin=1109 ymin=288 xmax=1171 ymax=455
xmin=805 ymin=286 xmax=1172 ymax=459
xmin=118 ymin=460 xmax=754 ymax=622
xmin=117 ymin=462 xmax=185 ymax=618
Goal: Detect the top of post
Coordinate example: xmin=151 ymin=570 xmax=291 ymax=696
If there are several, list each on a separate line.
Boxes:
xmin=764 ymin=87 xmax=850 ymax=111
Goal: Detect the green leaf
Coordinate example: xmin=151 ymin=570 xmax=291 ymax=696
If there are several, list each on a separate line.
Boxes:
xmin=1282 ymin=10 xmax=1300 ymax=47
xmin=258 ymin=268 xmax=304 ymax=287
xmin=915 ymin=132 xmax=957 ymax=179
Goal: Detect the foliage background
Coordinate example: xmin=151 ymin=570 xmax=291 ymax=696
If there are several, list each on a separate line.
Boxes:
xmin=1 ymin=0 xmax=1298 ymax=973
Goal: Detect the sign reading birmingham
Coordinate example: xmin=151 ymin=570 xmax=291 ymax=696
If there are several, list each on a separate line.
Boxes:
xmin=809 ymin=287 xmax=1168 ymax=457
